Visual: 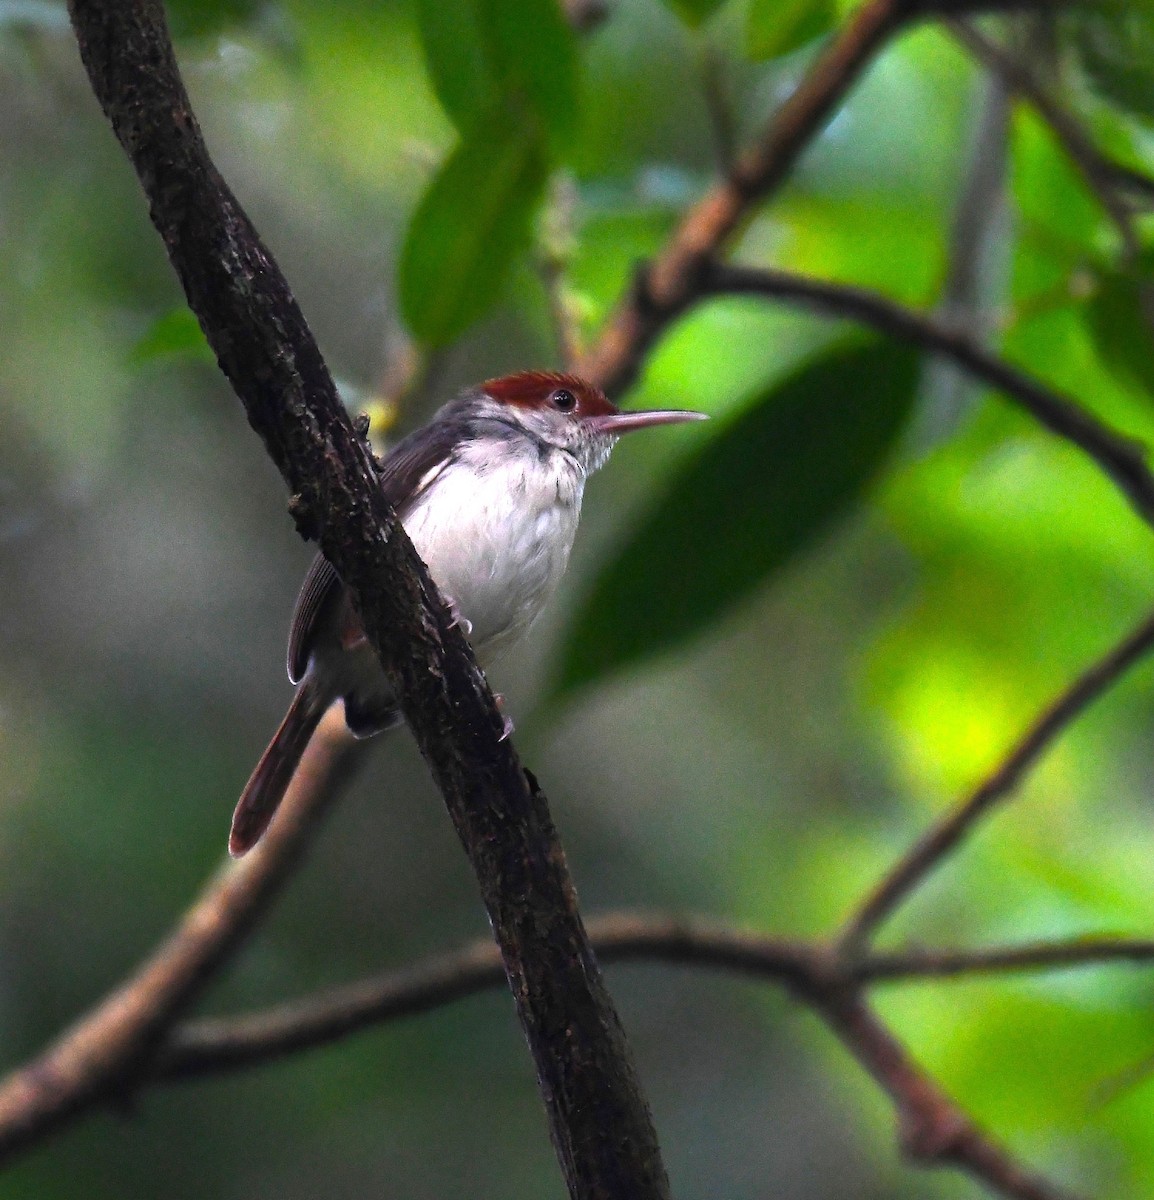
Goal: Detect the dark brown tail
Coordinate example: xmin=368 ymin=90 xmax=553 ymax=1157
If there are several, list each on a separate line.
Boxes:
xmin=229 ymin=680 xmax=333 ymax=857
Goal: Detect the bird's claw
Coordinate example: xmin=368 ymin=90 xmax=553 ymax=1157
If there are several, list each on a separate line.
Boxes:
xmin=495 ymin=693 xmax=514 ymax=742
xmin=443 ymin=594 xmax=473 ymax=637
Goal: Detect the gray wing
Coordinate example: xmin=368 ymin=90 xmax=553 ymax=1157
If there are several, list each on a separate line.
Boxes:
xmin=287 ymin=553 xmax=341 ymax=683
xmin=285 ymin=416 xmax=464 ymax=681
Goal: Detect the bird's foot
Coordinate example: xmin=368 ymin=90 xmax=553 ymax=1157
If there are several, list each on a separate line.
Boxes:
xmin=494 ymin=693 xmax=514 ymax=742
xmin=442 ymin=593 xmax=473 ymax=637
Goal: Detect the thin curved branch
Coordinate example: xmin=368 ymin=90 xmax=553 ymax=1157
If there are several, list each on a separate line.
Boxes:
xmin=701 ymin=263 xmax=1154 ymax=527
xmin=154 ymin=915 xmax=1154 ymax=1083
xmin=813 ymin=992 xmax=1086 ymax=1200
xmin=934 ymin=49 xmax=1012 ymax=340
xmin=862 ymin=935 xmax=1154 ymax=981
xmin=577 ymin=0 xmax=1081 ymax=399
xmin=0 ymin=710 xmax=360 ymax=1162
xmin=154 ymin=910 xmax=1129 ymax=1200
xmin=840 ymin=603 xmax=1154 ymax=954
xmin=65 ymin=3 xmax=668 ymax=1198
xmin=578 ymin=0 xmax=916 ymax=395
xmin=950 ymin=19 xmax=1144 ymax=257
xmin=155 ymin=915 xmax=817 ymax=1081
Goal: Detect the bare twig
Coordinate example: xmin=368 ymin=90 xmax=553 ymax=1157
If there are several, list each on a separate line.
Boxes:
xmin=813 ymin=992 xmax=1085 ymax=1200
xmin=939 ymin=48 xmax=1012 ymax=327
xmin=152 ymin=910 xmax=1124 ymax=1199
xmin=698 ymin=40 xmax=738 ymax=175
xmin=862 ymin=935 xmax=1154 ymax=981
xmin=155 ymin=914 xmax=813 ymax=1080
xmin=578 ymin=0 xmax=915 ymax=395
xmin=950 ymin=19 xmax=1144 ymax=259
xmin=571 ymin=0 xmax=1154 ymax=533
xmin=840 ymin=604 xmax=1154 ymax=954
xmin=66 ymin=3 xmax=669 ymax=1197
xmin=919 ymin=51 xmax=1012 ymax=438
xmin=0 ymin=710 xmax=360 ymax=1162
xmin=701 ymin=263 xmax=1154 ymax=527
xmin=952 ymin=18 xmax=1154 ymax=370
xmin=537 ymin=175 xmax=584 ymax=369
xmin=153 ymin=915 xmax=1154 ymax=1082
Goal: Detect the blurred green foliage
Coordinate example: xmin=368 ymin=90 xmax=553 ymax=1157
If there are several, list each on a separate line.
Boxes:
xmin=399 ymin=109 xmax=549 ymax=343
xmin=556 ymin=339 xmax=919 ymax=696
xmin=746 ymin=0 xmax=836 ymax=60
xmin=400 ymin=0 xmax=577 ymax=341
xmin=5 ymin=0 xmax=1154 ymax=1197
xmin=1066 ymin=0 xmax=1154 ymax=123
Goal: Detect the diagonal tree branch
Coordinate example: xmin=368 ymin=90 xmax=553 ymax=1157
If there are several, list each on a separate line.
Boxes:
xmin=578 ymin=0 xmax=918 ymax=396
xmin=840 ymin=603 xmax=1154 ymax=954
xmin=920 ymin=40 xmax=1012 ymax=428
xmin=576 ymin=0 xmax=1080 ymax=400
xmin=63 ymin=3 xmax=668 ymax=1198
xmin=700 ymin=263 xmax=1154 ymax=527
xmin=949 ymin=19 xmax=1145 ymax=259
xmin=812 ymin=991 xmax=1086 ymax=1200
xmin=0 ymin=710 xmax=361 ymax=1161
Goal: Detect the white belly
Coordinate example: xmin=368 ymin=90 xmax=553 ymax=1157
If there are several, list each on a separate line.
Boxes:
xmin=401 ymin=445 xmax=585 ymax=662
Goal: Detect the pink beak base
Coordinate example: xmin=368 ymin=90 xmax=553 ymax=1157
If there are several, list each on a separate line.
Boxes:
xmin=590 ymin=409 xmax=710 ymax=434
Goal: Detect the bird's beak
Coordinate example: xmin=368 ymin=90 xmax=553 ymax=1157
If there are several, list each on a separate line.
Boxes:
xmin=588 ymin=409 xmax=709 ymax=435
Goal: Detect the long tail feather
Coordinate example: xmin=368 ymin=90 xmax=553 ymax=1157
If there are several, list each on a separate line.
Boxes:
xmin=229 ymin=680 xmax=332 ymax=857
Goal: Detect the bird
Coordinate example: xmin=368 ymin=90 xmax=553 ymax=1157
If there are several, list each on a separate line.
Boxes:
xmin=229 ymin=370 xmax=707 ymax=856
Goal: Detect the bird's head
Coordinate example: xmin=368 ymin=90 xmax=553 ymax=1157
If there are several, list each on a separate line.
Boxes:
xmin=472 ymin=371 xmax=707 ymax=475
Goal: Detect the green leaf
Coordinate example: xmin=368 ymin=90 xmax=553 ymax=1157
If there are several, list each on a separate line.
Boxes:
xmin=481 ymin=0 xmax=579 ymax=151
xmin=658 ymin=0 xmax=728 ymax=30
xmin=131 ymin=307 xmax=214 ymax=365
xmin=399 ymin=115 xmax=548 ymax=346
xmin=746 ymin=0 xmax=835 ymax=61
xmin=415 ymin=0 xmax=579 ymax=151
xmin=414 ymin=0 xmax=501 ymax=133
xmin=551 ymin=339 xmax=920 ymax=697
xmin=1084 ymin=259 xmax=1154 ymax=400
xmin=568 ymin=207 xmax=680 ymax=329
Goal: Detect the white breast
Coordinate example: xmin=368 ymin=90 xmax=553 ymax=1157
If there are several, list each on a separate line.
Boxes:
xmin=401 ymin=441 xmax=585 ymax=663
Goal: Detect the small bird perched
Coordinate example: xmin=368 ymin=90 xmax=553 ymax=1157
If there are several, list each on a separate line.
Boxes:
xmin=229 ymin=371 xmax=706 ymax=856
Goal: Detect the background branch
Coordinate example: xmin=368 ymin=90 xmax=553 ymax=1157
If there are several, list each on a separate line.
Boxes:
xmin=153 ymin=915 xmax=1154 ymax=1083
xmin=701 ymin=263 xmax=1154 ymax=526
xmin=578 ymin=0 xmax=917 ymax=395
xmin=918 ymin=39 xmax=1012 ymax=436
xmin=0 ymin=710 xmax=360 ymax=1162
xmin=813 ymin=992 xmax=1085 ymax=1200
xmin=151 ymin=905 xmax=1131 ymax=1199
xmin=950 ymin=18 xmax=1146 ymax=258
xmin=841 ymin=603 xmax=1154 ymax=953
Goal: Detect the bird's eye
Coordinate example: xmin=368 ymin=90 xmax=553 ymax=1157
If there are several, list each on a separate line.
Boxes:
xmin=549 ymin=388 xmax=577 ymax=412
